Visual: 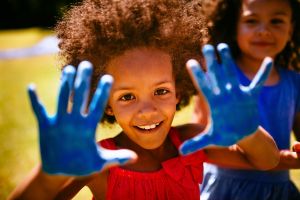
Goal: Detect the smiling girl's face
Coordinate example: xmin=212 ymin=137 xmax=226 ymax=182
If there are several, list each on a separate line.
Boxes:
xmin=105 ymin=47 xmax=179 ymax=150
xmin=237 ymin=0 xmax=293 ymax=62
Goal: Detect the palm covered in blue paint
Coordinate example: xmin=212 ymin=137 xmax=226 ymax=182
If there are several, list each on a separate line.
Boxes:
xmin=180 ymin=43 xmax=273 ymax=155
xmin=28 ymin=61 xmax=136 ymax=176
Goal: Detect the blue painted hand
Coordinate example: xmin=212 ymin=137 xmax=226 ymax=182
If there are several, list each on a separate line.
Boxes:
xmin=180 ymin=43 xmax=273 ymax=155
xmin=28 ymin=61 xmax=136 ymax=176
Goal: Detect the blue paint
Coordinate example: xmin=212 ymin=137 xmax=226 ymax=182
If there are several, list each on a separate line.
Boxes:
xmin=180 ymin=44 xmax=273 ymax=155
xmin=28 ymin=61 xmax=135 ymax=176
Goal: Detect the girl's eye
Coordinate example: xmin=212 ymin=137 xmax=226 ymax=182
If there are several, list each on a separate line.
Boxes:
xmin=244 ymin=19 xmax=258 ymax=24
xmin=271 ymin=18 xmax=284 ymax=25
xmin=155 ymin=88 xmax=169 ymax=96
xmin=120 ymin=94 xmax=135 ymax=101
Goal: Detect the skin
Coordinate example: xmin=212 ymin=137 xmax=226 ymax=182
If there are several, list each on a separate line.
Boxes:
xmin=106 ymin=48 xmax=179 ymax=152
xmin=236 ymin=0 xmax=293 ymax=81
xmin=105 ymin=47 xmax=180 ymax=172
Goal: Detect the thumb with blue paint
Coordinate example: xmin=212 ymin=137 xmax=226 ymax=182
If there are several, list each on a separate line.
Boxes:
xmin=180 ymin=43 xmax=273 ymax=155
xmin=28 ymin=61 xmax=137 ymax=176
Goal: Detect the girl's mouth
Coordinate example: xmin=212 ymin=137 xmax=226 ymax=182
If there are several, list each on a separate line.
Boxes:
xmin=252 ymin=41 xmax=274 ymax=47
xmin=136 ymin=122 xmax=161 ymax=131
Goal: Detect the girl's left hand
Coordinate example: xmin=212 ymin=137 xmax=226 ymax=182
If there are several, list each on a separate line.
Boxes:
xmin=180 ymin=43 xmax=273 ymax=155
xmin=28 ymin=61 xmax=136 ymax=176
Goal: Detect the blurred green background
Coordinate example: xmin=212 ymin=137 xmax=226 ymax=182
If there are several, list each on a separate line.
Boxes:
xmin=1 ymin=28 xmax=299 ymax=199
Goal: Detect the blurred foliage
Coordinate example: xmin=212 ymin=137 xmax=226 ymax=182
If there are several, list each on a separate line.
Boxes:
xmin=0 ymin=0 xmax=80 ymax=29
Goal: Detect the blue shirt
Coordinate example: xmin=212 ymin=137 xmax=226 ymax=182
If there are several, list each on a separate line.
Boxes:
xmin=236 ymin=66 xmax=300 ymax=150
xmin=200 ymin=66 xmax=300 ymax=200
xmin=205 ymin=66 xmax=300 ymax=182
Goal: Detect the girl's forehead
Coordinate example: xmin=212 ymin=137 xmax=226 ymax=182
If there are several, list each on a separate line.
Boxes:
xmin=106 ymin=47 xmax=172 ymax=74
xmin=243 ymin=0 xmax=291 ymax=7
xmin=241 ymin=0 xmax=292 ymax=16
xmin=105 ymin=47 xmax=175 ymax=88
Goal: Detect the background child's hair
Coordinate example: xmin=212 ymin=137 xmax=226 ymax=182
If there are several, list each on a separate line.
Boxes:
xmin=201 ymin=0 xmax=300 ymax=71
xmin=55 ymin=0 xmax=207 ymax=124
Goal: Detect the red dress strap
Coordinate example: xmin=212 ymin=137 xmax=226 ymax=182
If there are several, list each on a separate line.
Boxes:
xmin=168 ymin=127 xmax=182 ymax=148
xmin=99 ymin=138 xmax=116 ymax=150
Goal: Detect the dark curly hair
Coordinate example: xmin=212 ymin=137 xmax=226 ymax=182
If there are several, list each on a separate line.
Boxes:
xmin=201 ymin=0 xmax=300 ymax=71
xmin=55 ymin=0 xmax=207 ymax=124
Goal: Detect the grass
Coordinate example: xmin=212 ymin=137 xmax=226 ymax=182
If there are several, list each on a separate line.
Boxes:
xmin=0 ymin=28 xmax=94 ymax=199
xmin=0 ymin=28 xmax=54 ymax=49
xmin=0 ymin=28 xmax=299 ymax=199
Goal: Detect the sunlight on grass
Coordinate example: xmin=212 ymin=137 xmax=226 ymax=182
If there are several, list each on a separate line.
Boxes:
xmin=0 ymin=55 xmax=60 ymax=198
xmin=0 ymin=28 xmax=54 ymax=49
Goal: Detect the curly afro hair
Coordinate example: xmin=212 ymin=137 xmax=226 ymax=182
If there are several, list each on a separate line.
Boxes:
xmin=55 ymin=0 xmax=208 ymax=124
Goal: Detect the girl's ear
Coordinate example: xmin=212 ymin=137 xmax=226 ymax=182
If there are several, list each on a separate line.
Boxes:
xmin=105 ymin=106 xmax=114 ymax=116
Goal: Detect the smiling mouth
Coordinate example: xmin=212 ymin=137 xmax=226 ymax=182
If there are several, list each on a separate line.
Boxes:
xmin=252 ymin=42 xmax=273 ymax=46
xmin=136 ymin=122 xmax=161 ymax=130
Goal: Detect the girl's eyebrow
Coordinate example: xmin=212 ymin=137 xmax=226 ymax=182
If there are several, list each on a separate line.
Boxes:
xmin=244 ymin=11 xmax=290 ymax=17
xmin=113 ymin=86 xmax=133 ymax=91
xmin=272 ymin=10 xmax=291 ymax=16
xmin=114 ymin=80 xmax=173 ymax=91
xmin=155 ymin=80 xmax=174 ymax=85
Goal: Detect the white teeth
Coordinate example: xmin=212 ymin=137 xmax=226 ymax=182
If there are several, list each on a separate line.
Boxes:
xmin=137 ymin=123 xmax=160 ymax=130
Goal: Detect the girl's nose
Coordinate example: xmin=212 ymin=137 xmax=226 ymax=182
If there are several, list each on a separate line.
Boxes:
xmin=256 ymin=23 xmax=271 ymax=37
xmin=137 ymin=100 xmax=158 ymax=119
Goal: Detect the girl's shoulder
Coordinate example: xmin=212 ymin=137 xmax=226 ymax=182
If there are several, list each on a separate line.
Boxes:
xmin=173 ymin=123 xmax=206 ymax=142
xmin=279 ymin=67 xmax=300 ymax=78
xmin=278 ymin=67 xmax=300 ymax=86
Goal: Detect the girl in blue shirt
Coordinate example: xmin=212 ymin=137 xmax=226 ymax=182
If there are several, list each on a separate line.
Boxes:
xmin=193 ymin=0 xmax=300 ymax=199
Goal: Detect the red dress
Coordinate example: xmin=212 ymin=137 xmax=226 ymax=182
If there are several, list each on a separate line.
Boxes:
xmin=99 ymin=127 xmax=207 ymax=200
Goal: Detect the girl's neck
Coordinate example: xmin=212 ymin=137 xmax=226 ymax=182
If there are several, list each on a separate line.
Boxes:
xmin=236 ymin=56 xmax=279 ymax=85
xmin=236 ymin=56 xmax=262 ymax=76
xmin=114 ymin=132 xmax=178 ymax=172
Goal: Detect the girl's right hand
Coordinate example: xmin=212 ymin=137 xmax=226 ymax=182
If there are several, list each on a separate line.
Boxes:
xmin=28 ymin=61 xmax=136 ymax=176
xmin=180 ymin=43 xmax=273 ymax=155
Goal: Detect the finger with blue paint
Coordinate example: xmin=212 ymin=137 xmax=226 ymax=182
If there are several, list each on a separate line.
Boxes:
xmin=28 ymin=61 xmax=137 ymax=176
xmin=180 ymin=43 xmax=273 ymax=155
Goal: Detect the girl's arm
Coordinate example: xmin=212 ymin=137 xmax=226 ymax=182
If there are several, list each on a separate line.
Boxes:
xmin=270 ymin=113 xmax=300 ymax=170
xmin=8 ymin=164 xmax=70 ymax=200
xmin=8 ymin=165 xmax=107 ymax=200
xmin=270 ymin=146 xmax=300 ymax=170
xmin=204 ymin=126 xmax=279 ymax=170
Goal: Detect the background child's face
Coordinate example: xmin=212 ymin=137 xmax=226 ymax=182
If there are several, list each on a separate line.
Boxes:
xmin=105 ymin=47 xmax=179 ymax=149
xmin=236 ymin=0 xmax=293 ymax=61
